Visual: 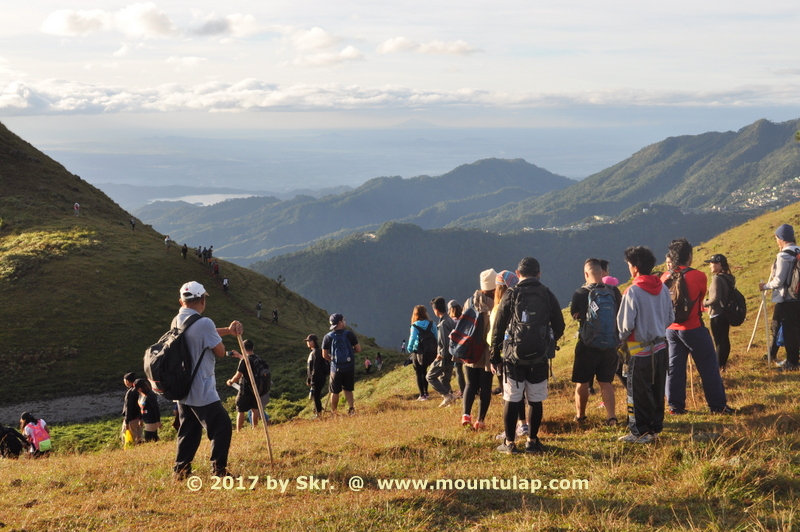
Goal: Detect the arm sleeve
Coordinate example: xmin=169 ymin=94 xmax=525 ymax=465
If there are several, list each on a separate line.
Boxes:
xmin=764 ymin=253 xmax=793 ymax=290
xmin=548 ymin=291 xmax=565 ymax=342
xmin=408 ymin=325 xmax=419 ymax=353
xmin=617 ymin=290 xmax=637 ymax=342
xmin=491 ymin=290 xmax=514 ymax=359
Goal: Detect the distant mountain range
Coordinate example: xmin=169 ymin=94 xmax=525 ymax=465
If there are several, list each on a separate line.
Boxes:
xmin=135 ymin=158 xmax=573 ymax=262
xmin=136 ymin=118 xmax=800 ymax=264
xmin=453 ymin=118 xmax=800 ymax=231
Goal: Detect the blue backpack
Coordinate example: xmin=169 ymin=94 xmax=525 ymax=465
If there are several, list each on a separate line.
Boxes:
xmin=330 ymin=330 xmax=355 ymax=372
xmin=579 ymin=284 xmax=617 ymax=349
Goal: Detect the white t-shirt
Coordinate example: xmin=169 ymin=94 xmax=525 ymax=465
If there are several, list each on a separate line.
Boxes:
xmin=172 ymin=308 xmax=223 ymax=407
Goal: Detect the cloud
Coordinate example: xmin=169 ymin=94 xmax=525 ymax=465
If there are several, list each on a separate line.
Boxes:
xmin=377 ymin=38 xmax=482 ymax=56
xmin=287 ymin=26 xmax=342 ymax=51
xmin=40 ymin=9 xmax=113 ymax=36
xmin=115 ymin=3 xmax=176 ymax=38
xmin=376 ymin=37 xmax=419 ymax=54
xmin=188 ymin=13 xmax=260 ymax=38
xmin=417 ymin=40 xmax=481 ymax=55
xmin=293 ymin=46 xmax=364 ymax=68
xmin=3 ymin=77 xmax=800 ymax=117
xmin=166 ymin=56 xmax=208 ymax=70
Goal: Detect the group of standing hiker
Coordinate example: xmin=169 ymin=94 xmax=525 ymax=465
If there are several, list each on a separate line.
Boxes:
xmin=395 ymin=224 xmax=799 ymax=453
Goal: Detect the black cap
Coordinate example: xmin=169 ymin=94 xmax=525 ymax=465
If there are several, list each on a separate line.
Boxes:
xmin=704 ymin=254 xmax=726 ymax=264
xmin=329 ymin=313 xmax=344 ymax=330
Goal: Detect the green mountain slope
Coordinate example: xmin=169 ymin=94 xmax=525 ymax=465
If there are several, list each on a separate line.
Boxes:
xmin=456 ymin=118 xmax=800 ymax=231
xmin=0 ymin=121 xmax=374 ymax=406
xmin=135 ymin=158 xmax=574 ymax=262
xmin=252 ymin=205 xmax=753 ymax=347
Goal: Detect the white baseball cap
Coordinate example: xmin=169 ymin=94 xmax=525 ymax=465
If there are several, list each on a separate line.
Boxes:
xmin=180 ymin=281 xmax=209 ymax=301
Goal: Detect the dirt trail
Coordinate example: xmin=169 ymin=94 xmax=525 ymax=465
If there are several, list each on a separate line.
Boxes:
xmin=0 ymin=392 xmax=125 ymax=425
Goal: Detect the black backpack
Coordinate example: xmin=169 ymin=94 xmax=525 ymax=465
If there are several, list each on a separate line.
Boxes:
xmin=781 ymin=248 xmax=800 ymax=301
xmin=664 ymin=268 xmax=696 ymax=324
xmin=143 ymin=313 xmax=206 ymax=401
xmin=412 ymin=322 xmax=437 ymax=365
xmin=503 ymin=283 xmax=553 ymax=366
xmin=722 ymin=277 xmax=747 ymax=327
xmin=0 ymin=425 xmax=27 ymax=458
xmin=242 ymin=355 xmax=272 ymax=398
xmin=579 ymin=284 xmax=618 ymax=349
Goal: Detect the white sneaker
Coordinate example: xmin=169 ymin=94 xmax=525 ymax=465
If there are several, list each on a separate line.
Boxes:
xmin=618 ymin=432 xmax=656 ymax=443
xmin=438 ymin=393 xmax=455 ymax=407
xmin=516 ymin=423 xmax=529 ymax=436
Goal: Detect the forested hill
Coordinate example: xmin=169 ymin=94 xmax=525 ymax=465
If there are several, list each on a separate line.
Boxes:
xmin=0 ymin=120 xmax=371 ymax=405
xmin=135 ymin=158 xmax=574 ymax=262
xmin=252 ymin=205 xmax=753 ymax=347
xmin=454 ymin=118 xmax=800 ymax=232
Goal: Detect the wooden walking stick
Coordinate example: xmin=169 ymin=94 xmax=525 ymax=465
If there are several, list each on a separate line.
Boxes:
xmin=747 ymin=295 xmax=764 ymax=351
xmin=236 ymin=335 xmax=274 ymax=466
xmin=761 ymin=290 xmax=771 ymax=366
xmin=687 ymin=358 xmax=697 ymax=410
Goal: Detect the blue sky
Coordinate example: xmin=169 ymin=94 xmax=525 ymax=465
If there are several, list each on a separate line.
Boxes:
xmin=2 ymin=2 xmax=800 ymax=187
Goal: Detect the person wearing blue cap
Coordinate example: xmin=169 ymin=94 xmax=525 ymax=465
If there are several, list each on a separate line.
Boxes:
xmin=322 ymin=313 xmax=361 ymax=415
xmin=759 ymin=224 xmax=800 ymax=371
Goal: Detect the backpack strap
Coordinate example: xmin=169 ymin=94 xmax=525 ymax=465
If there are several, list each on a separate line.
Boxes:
xmin=181 ymin=313 xmax=207 ymax=395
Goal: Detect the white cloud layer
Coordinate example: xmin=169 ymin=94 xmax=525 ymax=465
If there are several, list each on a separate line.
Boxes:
xmin=377 ymin=38 xmax=481 ymax=55
xmin=2 ymin=77 xmax=799 ymax=116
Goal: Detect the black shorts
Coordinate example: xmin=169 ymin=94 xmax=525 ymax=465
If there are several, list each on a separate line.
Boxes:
xmin=571 ymin=340 xmax=618 ymax=384
xmin=235 ymin=390 xmax=257 ymax=412
xmin=329 ymin=369 xmax=355 ymax=394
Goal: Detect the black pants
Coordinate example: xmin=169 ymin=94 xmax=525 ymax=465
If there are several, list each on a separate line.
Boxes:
xmin=412 ymin=358 xmax=430 ymax=396
xmin=175 ymin=401 xmax=232 ymax=476
xmin=626 ymin=349 xmax=667 ymax=437
xmin=463 ymin=365 xmax=492 ymax=420
xmin=709 ymin=315 xmax=731 ymax=368
xmin=311 ymin=377 xmax=326 ymax=413
xmin=770 ymin=301 xmax=800 ymax=365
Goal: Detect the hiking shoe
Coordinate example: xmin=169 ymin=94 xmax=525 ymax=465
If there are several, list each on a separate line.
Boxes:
xmin=473 ymin=420 xmax=486 ymax=431
xmin=438 ymin=393 xmax=455 ymax=407
xmin=776 ymin=358 xmax=787 ymax=367
xmin=348 ymin=407 xmax=356 ymax=416
xmin=712 ymin=406 xmax=737 ymax=415
xmin=525 ymin=437 xmax=545 ymax=454
xmin=780 ymin=361 xmax=800 ymax=371
xmin=669 ymin=407 xmax=687 ymax=415
xmin=618 ymin=433 xmax=656 ymax=443
xmin=575 ymin=415 xmax=588 ymax=423
xmin=492 ymin=387 xmax=502 ymax=395
xmin=461 ymin=414 xmax=472 ymax=426
xmin=173 ymin=467 xmax=192 ymax=481
xmin=496 ymin=441 xmax=520 ymax=454
xmin=417 ymin=394 xmax=429 ymax=401
xmin=516 ymin=423 xmax=529 ymax=436
xmin=604 ymin=417 xmax=618 ymax=427
xmin=453 ymin=390 xmax=462 ymax=399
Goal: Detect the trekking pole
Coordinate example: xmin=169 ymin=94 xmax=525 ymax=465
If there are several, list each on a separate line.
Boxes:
xmin=747 ymin=295 xmax=764 ymax=351
xmin=761 ymin=289 xmax=771 ymax=367
xmin=687 ymin=358 xmax=697 ymax=410
xmin=236 ymin=335 xmax=274 ymax=466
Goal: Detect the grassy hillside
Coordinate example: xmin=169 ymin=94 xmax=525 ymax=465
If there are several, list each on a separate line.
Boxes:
xmin=252 ymin=205 xmax=753 ymax=347
xmin=458 ymin=117 xmax=800 ymax=232
xmin=135 ymin=158 xmax=574 ymax=262
xmin=0 ymin=121 xmax=378 ymax=406
xmin=1 ymin=204 xmax=798 ymax=530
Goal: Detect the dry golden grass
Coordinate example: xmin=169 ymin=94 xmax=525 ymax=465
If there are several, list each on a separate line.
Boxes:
xmin=2 ymin=205 xmax=800 ymax=531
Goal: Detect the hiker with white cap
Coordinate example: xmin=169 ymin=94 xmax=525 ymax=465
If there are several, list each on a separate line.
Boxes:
xmin=172 ymin=281 xmax=243 ymax=479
